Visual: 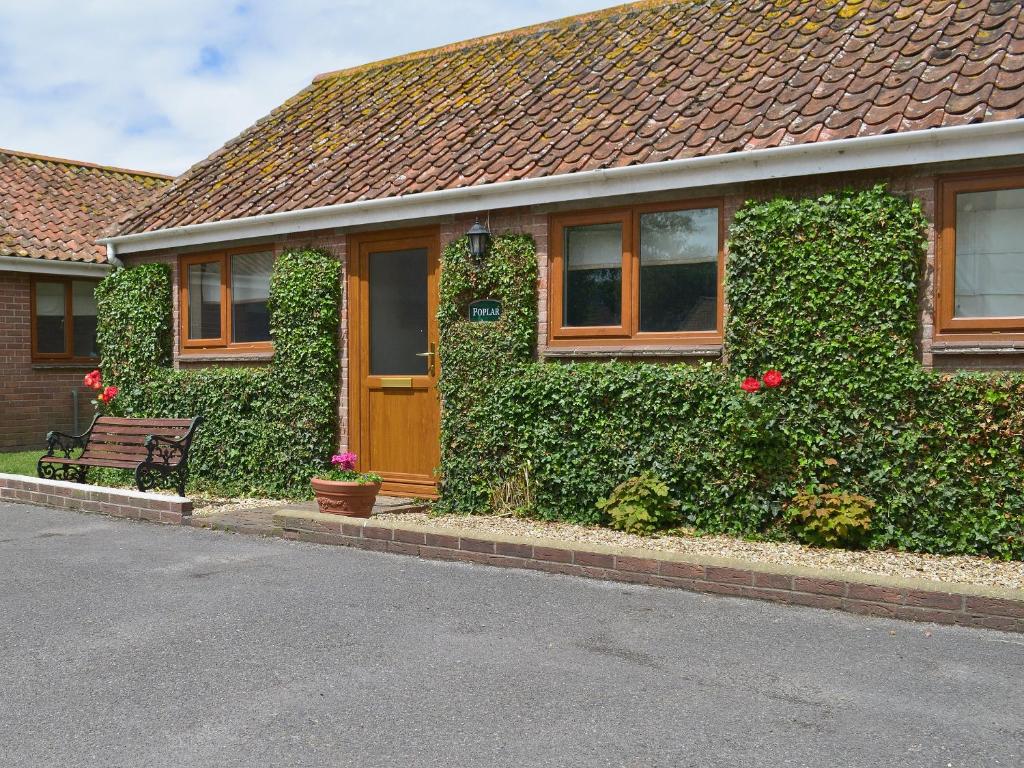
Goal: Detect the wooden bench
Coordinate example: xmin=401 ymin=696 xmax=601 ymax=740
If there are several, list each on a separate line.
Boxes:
xmin=38 ymin=416 xmax=203 ymax=497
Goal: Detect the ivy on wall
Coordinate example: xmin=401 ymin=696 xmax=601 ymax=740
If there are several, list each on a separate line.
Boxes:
xmin=437 ymin=187 xmax=1024 ymax=559
xmin=96 ymin=248 xmax=340 ymax=497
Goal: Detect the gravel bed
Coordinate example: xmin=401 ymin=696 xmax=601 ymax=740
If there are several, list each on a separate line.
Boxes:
xmin=190 ymin=494 xmax=276 ymax=516
xmin=373 ymin=512 xmax=1024 ymax=591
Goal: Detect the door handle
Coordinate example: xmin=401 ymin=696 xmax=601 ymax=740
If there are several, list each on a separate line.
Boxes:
xmin=415 ymin=343 xmax=436 ymax=376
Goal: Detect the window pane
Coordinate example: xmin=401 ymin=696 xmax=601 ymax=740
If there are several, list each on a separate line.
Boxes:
xmin=72 ymin=280 xmax=99 ymax=358
xmin=188 ymin=262 xmax=222 ymax=339
xmin=369 ymin=247 xmax=428 ymax=376
xmin=955 ymin=188 xmax=1024 ymax=318
xmin=34 ymin=282 xmax=66 ymax=354
xmin=231 ymin=251 xmax=273 ymax=343
xmin=564 ymin=222 xmax=622 ymax=327
xmin=639 ymin=208 xmax=719 ymax=332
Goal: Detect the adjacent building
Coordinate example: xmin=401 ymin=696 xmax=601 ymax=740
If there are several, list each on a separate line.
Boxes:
xmin=0 ymin=148 xmax=169 ymax=449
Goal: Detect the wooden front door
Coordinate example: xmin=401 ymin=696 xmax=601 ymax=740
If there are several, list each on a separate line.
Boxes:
xmin=348 ymin=228 xmax=440 ymax=497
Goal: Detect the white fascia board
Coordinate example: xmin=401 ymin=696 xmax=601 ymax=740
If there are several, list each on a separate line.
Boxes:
xmin=102 ymin=120 xmax=1024 ymax=255
xmin=0 ymin=255 xmax=111 ymax=277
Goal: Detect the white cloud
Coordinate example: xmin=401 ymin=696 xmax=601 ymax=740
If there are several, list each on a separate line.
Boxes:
xmin=0 ymin=0 xmax=606 ymax=175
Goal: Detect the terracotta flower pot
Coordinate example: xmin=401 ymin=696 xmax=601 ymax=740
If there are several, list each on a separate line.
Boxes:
xmin=311 ymin=478 xmax=381 ymax=517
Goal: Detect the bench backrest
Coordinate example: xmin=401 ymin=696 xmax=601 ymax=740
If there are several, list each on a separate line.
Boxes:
xmin=80 ymin=416 xmax=196 ymax=464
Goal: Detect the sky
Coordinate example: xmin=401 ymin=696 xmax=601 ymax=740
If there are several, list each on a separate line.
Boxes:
xmin=0 ymin=0 xmax=607 ymax=176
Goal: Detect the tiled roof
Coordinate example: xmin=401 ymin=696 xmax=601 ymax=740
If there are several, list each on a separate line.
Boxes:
xmin=117 ymin=0 xmax=1024 ymax=236
xmin=0 ymin=148 xmax=169 ymax=263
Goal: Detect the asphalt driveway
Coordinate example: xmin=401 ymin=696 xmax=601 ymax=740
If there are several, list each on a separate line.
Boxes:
xmin=1 ymin=502 xmax=1021 ymax=768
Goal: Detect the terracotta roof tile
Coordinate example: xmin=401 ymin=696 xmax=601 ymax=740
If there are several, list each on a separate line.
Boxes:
xmin=0 ymin=148 xmax=169 ymax=262
xmin=116 ymin=0 xmax=1024 ymax=236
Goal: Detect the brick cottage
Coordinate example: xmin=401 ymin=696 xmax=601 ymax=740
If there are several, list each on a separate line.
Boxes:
xmin=98 ymin=0 xmax=1024 ymax=497
xmin=0 ymin=149 xmax=169 ymax=449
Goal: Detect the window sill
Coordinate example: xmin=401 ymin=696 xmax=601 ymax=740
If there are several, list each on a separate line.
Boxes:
xmin=542 ymin=344 xmax=722 ymax=360
xmin=178 ymin=350 xmax=275 ymax=363
xmin=31 ymin=361 xmax=100 ymax=370
xmin=932 ymin=342 xmax=1024 ymax=356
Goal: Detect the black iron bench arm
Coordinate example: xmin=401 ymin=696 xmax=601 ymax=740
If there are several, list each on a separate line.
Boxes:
xmin=143 ymin=434 xmax=189 ymax=468
xmin=44 ymin=415 xmax=99 ymax=458
xmin=141 ymin=417 xmax=202 ymax=469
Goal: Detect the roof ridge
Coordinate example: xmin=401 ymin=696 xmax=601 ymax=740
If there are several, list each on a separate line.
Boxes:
xmin=0 ymin=146 xmax=174 ymax=181
xmin=311 ymin=0 xmax=692 ymax=83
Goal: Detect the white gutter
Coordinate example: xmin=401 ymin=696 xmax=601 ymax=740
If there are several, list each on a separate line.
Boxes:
xmin=101 ymin=120 xmax=1024 ymax=255
xmin=0 ymin=255 xmax=112 ymax=277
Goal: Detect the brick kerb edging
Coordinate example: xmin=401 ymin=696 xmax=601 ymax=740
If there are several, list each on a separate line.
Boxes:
xmin=272 ymin=509 xmax=1024 ymax=634
xmin=0 ymin=473 xmax=191 ymax=525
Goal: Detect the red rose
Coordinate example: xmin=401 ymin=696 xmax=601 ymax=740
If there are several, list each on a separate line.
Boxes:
xmin=741 ymin=376 xmax=761 ymax=393
xmin=83 ymin=369 xmax=102 ymax=390
xmin=762 ymin=369 xmax=783 ymax=388
xmin=100 ymin=386 xmax=118 ymax=403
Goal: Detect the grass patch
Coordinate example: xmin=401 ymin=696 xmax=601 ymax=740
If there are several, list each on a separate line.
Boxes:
xmin=0 ymin=450 xmax=41 ymax=477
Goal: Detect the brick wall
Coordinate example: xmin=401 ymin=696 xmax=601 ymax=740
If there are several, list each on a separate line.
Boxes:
xmin=0 ymin=271 xmax=95 ymax=451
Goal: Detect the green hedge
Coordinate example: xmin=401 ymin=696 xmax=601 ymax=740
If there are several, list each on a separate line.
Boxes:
xmin=96 ymin=249 xmax=340 ymax=497
xmin=436 ymin=187 xmax=1024 ymax=559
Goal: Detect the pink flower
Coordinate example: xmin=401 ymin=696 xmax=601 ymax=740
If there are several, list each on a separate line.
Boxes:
xmin=762 ymin=369 xmax=784 ymax=388
xmin=83 ymin=369 xmax=102 ymax=390
xmin=331 ymin=452 xmax=358 ymax=471
xmin=741 ymin=377 xmax=761 ymax=394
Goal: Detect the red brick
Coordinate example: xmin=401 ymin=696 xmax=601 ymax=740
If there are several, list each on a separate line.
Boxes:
xmin=696 ymin=581 xmax=744 ymax=597
xmin=615 ymin=555 xmax=659 ymax=574
xmin=788 ymin=592 xmax=843 ymax=610
xmin=903 ymin=589 xmax=963 ymax=611
xmin=706 ymin=566 xmax=753 ymax=586
xmin=522 ymin=559 xmax=579 ymax=576
xmin=394 ymin=528 xmax=426 ymax=545
xmin=417 ymin=545 xmax=463 ymax=562
xmin=424 ymin=532 xmax=459 ymax=549
xmin=533 ymin=546 xmax=572 ymax=563
xmin=572 ymin=550 xmax=614 ymax=568
xmin=659 ymin=561 xmax=705 ymax=580
xmin=793 ymin=577 xmax=846 ymax=597
xmin=841 ymin=599 xmax=899 ymax=618
xmin=893 ymin=606 xmax=960 ymax=626
xmin=847 ymin=583 xmax=902 ymax=604
xmin=460 ymin=537 xmax=496 ymax=554
xmin=963 ymin=595 xmax=1024 ymax=619
xmin=753 ymin=572 xmax=792 ymax=590
xmin=495 ymin=541 xmax=533 ymax=558
xmin=362 ymin=525 xmax=394 ymax=541
xmin=386 ymin=541 xmax=420 ymax=556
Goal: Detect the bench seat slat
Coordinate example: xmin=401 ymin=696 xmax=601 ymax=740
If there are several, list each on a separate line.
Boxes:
xmin=81 ymin=448 xmax=151 ymax=462
xmin=95 ymin=417 xmax=193 ymax=428
xmin=90 ymin=425 xmax=191 ymax=438
xmin=41 ymin=456 xmax=139 ymax=470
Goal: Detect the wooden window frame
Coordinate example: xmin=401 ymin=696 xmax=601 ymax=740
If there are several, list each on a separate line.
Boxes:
xmin=29 ymin=275 xmax=100 ymax=363
xmin=548 ymin=198 xmax=725 ymax=346
xmin=936 ymin=168 xmax=1024 ymax=341
xmin=179 ymin=246 xmax=275 ymax=354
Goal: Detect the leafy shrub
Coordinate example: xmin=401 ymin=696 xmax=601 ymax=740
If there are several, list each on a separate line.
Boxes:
xmin=785 ymin=485 xmax=874 ymax=548
xmin=597 ymin=472 xmax=681 ymax=536
xmin=96 ymin=248 xmax=340 ymax=497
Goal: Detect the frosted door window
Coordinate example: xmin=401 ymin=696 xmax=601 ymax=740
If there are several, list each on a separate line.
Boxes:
xmin=231 ymin=251 xmax=273 ymax=343
xmin=639 ymin=208 xmax=718 ymax=332
xmin=564 ymin=222 xmax=622 ymax=327
xmin=369 ymin=248 xmax=428 ymax=375
xmin=955 ymin=188 xmax=1024 ymax=318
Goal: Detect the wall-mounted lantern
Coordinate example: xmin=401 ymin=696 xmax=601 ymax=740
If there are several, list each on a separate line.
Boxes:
xmin=466 ymin=219 xmax=491 ymax=261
